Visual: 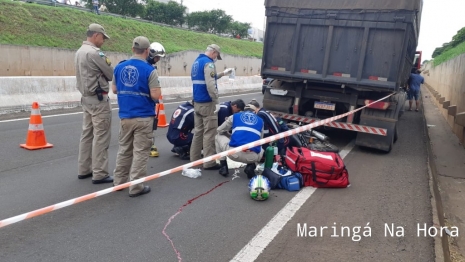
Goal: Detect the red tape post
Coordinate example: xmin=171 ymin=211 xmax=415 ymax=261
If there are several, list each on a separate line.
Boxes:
xmin=0 ymin=93 xmax=394 ymax=229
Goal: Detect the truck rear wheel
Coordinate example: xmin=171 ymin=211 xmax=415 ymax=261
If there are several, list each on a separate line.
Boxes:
xmin=355 ymin=108 xmax=398 ymax=152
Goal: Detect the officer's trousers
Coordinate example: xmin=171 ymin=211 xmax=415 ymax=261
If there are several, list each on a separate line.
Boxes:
xmin=215 ymin=134 xmax=263 ymax=164
xmin=190 ymin=102 xmax=218 ymax=168
xmin=113 ymin=117 xmax=153 ymax=195
xmin=78 ymin=95 xmax=111 ymax=180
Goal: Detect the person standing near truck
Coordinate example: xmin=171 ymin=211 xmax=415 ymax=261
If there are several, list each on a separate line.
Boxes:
xmin=407 ymin=69 xmax=424 ymax=112
xmin=75 ymin=23 xmax=113 ymax=184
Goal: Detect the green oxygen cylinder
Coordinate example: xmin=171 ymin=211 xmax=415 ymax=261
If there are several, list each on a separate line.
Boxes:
xmin=264 ymin=143 xmax=275 ymax=169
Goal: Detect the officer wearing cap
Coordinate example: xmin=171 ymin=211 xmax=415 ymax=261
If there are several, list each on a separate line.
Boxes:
xmin=75 ymin=23 xmax=113 ymax=184
xmin=111 ymin=36 xmax=161 ymax=197
xmin=215 ymin=104 xmax=264 ymax=178
xmin=190 ymin=44 xmax=234 ymax=169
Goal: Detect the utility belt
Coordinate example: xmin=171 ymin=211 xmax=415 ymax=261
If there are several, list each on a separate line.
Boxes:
xmin=81 ymin=93 xmax=109 ymax=104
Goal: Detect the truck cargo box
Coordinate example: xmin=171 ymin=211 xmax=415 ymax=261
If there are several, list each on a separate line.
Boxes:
xmin=262 ymin=0 xmax=423 ymax=92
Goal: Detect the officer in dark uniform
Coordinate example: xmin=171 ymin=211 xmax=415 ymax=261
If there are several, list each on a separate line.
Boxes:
xmin=248 ymin=100 xmax=300 ymax=155
xmin=167 ymin=101 xmax=195 ymax=160
xmin=217 ymin=99 xmax=246 ymax=126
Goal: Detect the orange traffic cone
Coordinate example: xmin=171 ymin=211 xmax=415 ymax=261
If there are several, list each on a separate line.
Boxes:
xmin=20 ymin=102 xmax=53 ymax=150
xmin=157 ymin=95 xmax=169 ymax=128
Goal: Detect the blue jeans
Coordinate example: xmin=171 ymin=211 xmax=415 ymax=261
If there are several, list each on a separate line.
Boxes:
xmin=93 ymin=5 xmax=100 ymax=14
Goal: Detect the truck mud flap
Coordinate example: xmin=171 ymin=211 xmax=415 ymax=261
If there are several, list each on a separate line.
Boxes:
xmin=262 ymin=89 xmax=294 ymax=113
xmin=355 ymin=113 xmax=396 ymax=152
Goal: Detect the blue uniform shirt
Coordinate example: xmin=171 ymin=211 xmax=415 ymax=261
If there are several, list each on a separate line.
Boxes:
xmin=167 ymin=101 xmax=194 ymax=141
xmin=218 ymin=101 xmax=233 ymax=126
xmin=409 ymin=73 xmax=424 ymax=92
xmin=229 ymin=111 xmax=264 ymax=154
xmin=114 ymin=58 xmax=155 ymax=119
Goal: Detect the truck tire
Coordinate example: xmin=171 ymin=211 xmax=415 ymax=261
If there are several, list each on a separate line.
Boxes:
xmin=355 ymin=108 xmax=398 ymax=152
xmin=262 ymin=89 xmax=294 ymax=114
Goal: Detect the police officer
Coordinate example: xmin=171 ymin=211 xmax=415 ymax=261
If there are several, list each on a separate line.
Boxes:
xmin=190 ymin=44 xmax=234 ymax=169
xmin=112 ymin=36 xmax=161 ymax=197
xmin=167 ymin=101 xmax=194 ymax=160
xmin=75 ymin=23 xmax=113 ymax=184
xmin=146 ymin=42 xmax=166 ymax=157
xmin=248 ymin=100 xmax=300 ymax=155
xmin=217 ymin=99 xmax=246 ymax=126
xmin=215 ymin=105 xmax=264 ymax=178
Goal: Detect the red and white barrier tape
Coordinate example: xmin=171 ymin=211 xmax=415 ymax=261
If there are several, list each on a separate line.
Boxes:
xmin=0 ymin=93 xmax=394 ymax=229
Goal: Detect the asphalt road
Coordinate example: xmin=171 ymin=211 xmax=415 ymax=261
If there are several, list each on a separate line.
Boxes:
xmin=0 ymin=93 xmax=434 ymax=262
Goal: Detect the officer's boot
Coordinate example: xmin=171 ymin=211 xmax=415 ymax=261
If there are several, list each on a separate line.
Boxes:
xmin=150 ymin=145 xmax=159 ymax=157
xmin=244 ymin=163 xmax=257 ymax=179
xmin=219 ymin=160 xmax=229 ymax=177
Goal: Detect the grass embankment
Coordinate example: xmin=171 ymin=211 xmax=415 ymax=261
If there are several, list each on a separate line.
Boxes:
xmin=433 ymin=41 xmax=465 ymax=66
xmin=0 ymin=0 xmax=263 ymax=57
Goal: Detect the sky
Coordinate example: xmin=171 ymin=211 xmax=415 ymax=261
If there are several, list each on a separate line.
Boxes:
xmin=181 ymin=0 xmax=465 ymax=61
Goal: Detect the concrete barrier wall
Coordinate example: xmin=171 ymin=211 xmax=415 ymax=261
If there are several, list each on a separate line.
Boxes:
xmin=0 ymin=76 xmax=263 ymax=114
xmin=0 ymin=44 xmax=262 ymax=77
xmin=423 ymin=54 xmax=465 ymax=145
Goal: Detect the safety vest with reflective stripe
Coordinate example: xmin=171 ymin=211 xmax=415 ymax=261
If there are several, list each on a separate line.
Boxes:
xmin=191 ymin=54 xmax=217 ymax=103
xmin=229 ymin=112 xmax=263 ymax=154
xmin=218 ymin=101 xmax=232 ymax=126
xmin=115 ymin=58 xmax=155 ymax=119
xmin=167 ymin=101 xmax=194 ymax=141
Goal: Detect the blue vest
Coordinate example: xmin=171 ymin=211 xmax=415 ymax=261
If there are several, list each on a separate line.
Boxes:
xmin=114 ymin=58 xmax=155 ymax=119
xmin=230 ymin=112 xmax=263 ymax=154
xmin=218 ymin=101 xmax=232 ymax=126
xmin=192 ymin=54 xmax=217 ymax=103
xmin=167 ymin=102 xmax=194 ymax=141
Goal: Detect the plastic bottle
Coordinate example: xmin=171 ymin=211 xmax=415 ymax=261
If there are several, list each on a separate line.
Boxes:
xmin=229 ymin=69 xmax=236 ymax=80
xmin=264 ymin=143 xmax=275 ymax=169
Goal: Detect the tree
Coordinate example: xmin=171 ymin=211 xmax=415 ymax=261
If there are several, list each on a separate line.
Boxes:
xmin=431 ymin=27 xmax=465 ymax=58
xmin=85 ymin=0 xmax=145 ymax=17
xmin=432 ymin=42 xmax=452 ymax=58
xmin=144 ymin=0 xmax=186 ymax=26
xmin=227 ymin=21 xmax=251 ymax=39
xmin=209 ymin=9 xmax=232 ymax=34
xmin=187 ymin=9 xmax=232 ymax=34
xmin=450 ymin=27 xmax=465 ymax=48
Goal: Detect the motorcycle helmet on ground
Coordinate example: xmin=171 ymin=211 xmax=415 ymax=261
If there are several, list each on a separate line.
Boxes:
xmin=147 ymin=42 xmax=166 ymax=65
xmin=248 ymin=175 xmax=271 ymax=201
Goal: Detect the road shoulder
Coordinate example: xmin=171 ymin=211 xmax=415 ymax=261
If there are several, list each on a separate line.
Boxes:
xmin=423 ymin=87 xmax=465 ymax=262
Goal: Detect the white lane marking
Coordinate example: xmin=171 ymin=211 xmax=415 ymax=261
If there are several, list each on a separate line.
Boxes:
xmin=230 ymin=140 xmax=356 ymax=262
xmin=0 ymin=92 xmax=261 ymax=123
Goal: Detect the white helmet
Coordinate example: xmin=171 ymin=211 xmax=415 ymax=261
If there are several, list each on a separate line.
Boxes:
xmin=149 ymin=42 xmax=166 ymax=58
xmin=248 ymin=175 xmax=271 ymax=201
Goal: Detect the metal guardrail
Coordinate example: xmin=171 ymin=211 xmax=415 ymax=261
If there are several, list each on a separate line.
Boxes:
xmin=18 ymin=0 xmax=225 ymax=36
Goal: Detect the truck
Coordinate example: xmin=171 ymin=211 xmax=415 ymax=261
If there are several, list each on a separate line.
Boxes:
xmin=261 ymin=0 xmax=423 ymax=152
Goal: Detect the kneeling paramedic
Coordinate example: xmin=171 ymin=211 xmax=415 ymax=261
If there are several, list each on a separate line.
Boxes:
xmin=215 ymin=105 xmax=264 ymax=178
xmin=166 ymin=101 xmax=194 ymax=160
xmin=217 ymin=99 xmax=245 ymax=126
